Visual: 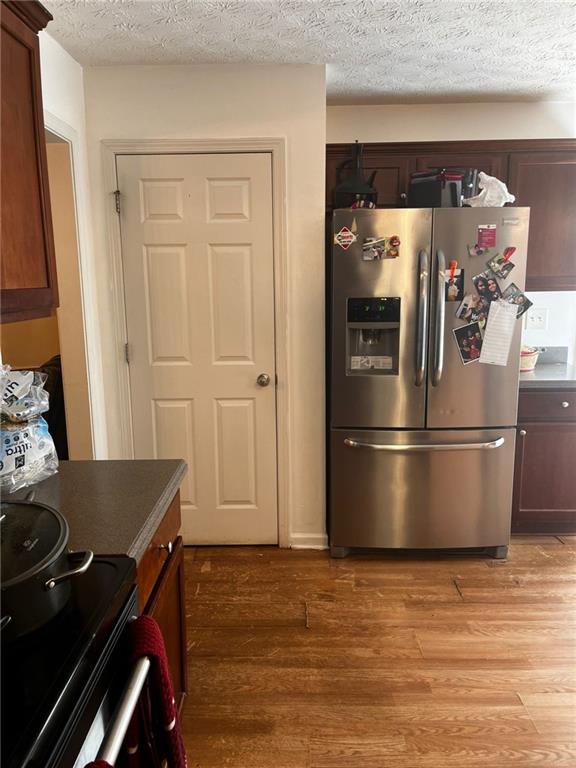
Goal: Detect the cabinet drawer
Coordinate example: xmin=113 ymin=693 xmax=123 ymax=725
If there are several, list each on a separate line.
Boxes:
xmin=136 ymin=490 xmax=181 ymax=611
xmin=518 ymin=390 xmax=576 ymax=422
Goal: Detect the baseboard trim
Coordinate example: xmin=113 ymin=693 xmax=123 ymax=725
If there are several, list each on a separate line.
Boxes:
xmin=289 ymin=532 xmax=329 ymax=550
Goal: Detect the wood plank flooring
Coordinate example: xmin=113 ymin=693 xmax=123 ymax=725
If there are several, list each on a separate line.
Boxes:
xmin=181 ymin=537 xmax=576 ymax=767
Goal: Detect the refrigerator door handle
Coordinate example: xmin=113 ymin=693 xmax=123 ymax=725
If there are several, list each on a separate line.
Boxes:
xmin=344 ymin=437 xmax=505 ymax=452
xmin=432 ymin=248 xmax=446 ymax=386
xmin=415 ymin=249 xmax=429 ymax=387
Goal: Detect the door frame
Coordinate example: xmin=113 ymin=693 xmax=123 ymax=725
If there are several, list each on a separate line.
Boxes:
xmin=102 ymin=138 xmax=290 ymax=547
xmin=44 ymin=110 xmax=100 ymax=458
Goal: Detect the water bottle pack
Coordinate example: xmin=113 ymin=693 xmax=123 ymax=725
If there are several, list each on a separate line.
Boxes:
xmin=0 ymin=365 xmax=58 ymax=492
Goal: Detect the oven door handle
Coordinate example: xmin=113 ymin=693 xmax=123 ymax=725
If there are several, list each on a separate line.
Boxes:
xmin=344 ymin=437 xmax=505 ymax=452
xmin=97 ymin=656 xmax=150 ymax=766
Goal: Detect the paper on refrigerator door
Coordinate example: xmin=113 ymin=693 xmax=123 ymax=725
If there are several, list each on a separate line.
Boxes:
xmin=479 ymin=300 xmax=517 ymax=366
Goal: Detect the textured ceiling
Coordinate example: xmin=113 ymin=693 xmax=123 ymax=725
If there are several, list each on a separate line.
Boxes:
xmin=44 ymin=0 xmax=576 ymax=103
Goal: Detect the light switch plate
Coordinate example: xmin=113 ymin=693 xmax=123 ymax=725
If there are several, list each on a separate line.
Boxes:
xmin=526 ymin=307 xmax=549 ymax=330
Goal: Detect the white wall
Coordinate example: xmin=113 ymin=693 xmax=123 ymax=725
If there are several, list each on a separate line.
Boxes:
xmin=39 ymin=33 xmax=105 ymax=458
xmin=83 ymin=64 xmax=327 ymax=547
xmin=523 ymin=292 xmax=576 ymax=365
xmin=40 ymin=33 xmax=85 ymax=131
xmin=327 ymin=102 xmax=576 ymax=143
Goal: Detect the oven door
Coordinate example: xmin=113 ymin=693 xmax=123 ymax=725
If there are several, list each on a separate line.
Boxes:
xmin=51 ymin=587 xmax=139 ymax=768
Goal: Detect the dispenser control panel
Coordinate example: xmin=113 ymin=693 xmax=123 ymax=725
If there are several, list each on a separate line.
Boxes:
xmin=346 ymin=297 xmax=401 ymax=375
xmin=347 ymin=297 xmax=401 ymax=324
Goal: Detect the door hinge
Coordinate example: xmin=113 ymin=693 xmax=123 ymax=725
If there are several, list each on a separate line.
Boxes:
xmin=124 ymin=342 xmax=130 ymax=364
xmin=114 ymin=189 xmax=121 ymax=214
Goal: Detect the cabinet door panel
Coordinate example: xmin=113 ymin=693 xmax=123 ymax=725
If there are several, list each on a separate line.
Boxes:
xmin=363 ymin=155 xmax=416 ymax=207
xmin=326 ymin=150 xmax=348 ymax=208
xmin=326 ymin=151 xmax=415 ymax=208
xmin=146 ymin=536 xmax=188 ymax=709
xmin=137 ymin=491 xmax=181 ymax=611
xmin=1 ymin=2 xmax=57 ymax=321
xmin=508 ymin=152 xmax=576 ymax=291
xmin=416 ymin=153 xmax=507 ymax=181
xmin=512 ymin=422 xmax=576 ymax=533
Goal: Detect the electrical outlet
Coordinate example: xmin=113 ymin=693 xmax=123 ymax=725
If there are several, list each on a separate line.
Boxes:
xmin=526 ymin=307 xmax=549 ymax=331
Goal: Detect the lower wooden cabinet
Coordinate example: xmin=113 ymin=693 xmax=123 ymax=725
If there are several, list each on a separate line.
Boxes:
xmin=136 ymin=490 xmax=188 ymax=710
xmin=512 ymin=390 xmax=576 ymax=533
xmin=145 ymin=536 xmax=188 ymax=710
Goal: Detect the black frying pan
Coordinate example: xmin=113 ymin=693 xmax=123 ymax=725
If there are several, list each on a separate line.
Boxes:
xmin=0 ymin=500 xmax=93 ymax=640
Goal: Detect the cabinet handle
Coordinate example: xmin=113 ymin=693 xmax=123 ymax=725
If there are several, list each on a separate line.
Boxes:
xmin=561 ymin=401 xmax=570 ymax=408
xmin=519 ymin=429 xmax=527 ymax=437
xmin=159 ymin=541 xmax=173 ymax=554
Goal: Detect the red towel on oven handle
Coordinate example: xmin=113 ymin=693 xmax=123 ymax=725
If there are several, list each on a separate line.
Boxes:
xmin=84 ymin=616 xmax=186 ymax=768
xmin=128 ymin=615 xmax=187 ymax=768
xmin=84 ymin=762 xmax=112 ymax=768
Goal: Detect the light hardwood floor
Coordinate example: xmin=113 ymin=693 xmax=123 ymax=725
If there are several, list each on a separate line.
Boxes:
xmin=181 ymin=537 xmax=576 ymax=767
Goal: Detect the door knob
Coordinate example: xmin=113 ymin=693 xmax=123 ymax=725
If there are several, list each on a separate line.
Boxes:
xmin=256 ymin=373 xmax=271 ymax=387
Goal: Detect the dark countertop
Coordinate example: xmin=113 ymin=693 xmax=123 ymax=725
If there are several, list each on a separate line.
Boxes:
xmin=11 ymin=460 xmax=187 ymax=563
xmin=519 ymin=363 xmax=576 ymax=390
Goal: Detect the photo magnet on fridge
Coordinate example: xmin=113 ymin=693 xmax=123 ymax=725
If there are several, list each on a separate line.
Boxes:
xmin=455 ymin=294 xmax=490 ymax=327
xmin=502 ymin=283 xmax=533 ymax=318
xmin=473 ymin=270 xmax=502 ymax=302
xmin=445 ymin=269 xmax=464 ymax=302
xmin=362 ymin=235 xmax=400 ymax=260
xmin=467 ymin=243 xmax=489 ymax=258
xmin=453 ymin=322 xmax=483 ymax=365
xmin=486 ymin=252 xmax=515 ymax=280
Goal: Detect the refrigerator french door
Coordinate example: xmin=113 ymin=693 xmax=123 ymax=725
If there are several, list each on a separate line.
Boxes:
xmin=329 ymin=207 xmax=530 ymax=557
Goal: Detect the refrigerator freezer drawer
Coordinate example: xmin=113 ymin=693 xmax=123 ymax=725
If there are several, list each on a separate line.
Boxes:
xmin=330 ymin=428 xmax=516 ymax=550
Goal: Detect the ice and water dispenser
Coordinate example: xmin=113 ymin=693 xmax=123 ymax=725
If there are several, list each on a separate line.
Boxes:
xmin=346 ymin=297 xmax=401 ymax=375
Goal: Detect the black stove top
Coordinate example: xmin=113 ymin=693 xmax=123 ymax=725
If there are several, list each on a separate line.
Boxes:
xmin=1 ymin=555 xmax=136 ymax=768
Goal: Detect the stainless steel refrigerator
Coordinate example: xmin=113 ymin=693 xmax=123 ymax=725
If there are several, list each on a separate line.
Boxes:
xmin=329 ymin=207 xmax=530 ymax=558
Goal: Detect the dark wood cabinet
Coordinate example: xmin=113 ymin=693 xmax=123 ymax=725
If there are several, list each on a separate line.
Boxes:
xmin=508 ymin=152 xmax=576 ymax=291
xmin=415 ymin=152 xmax=507 ymax=181
xmin=326 ymin=149 xmax=416 ymax=208
xmin=137 ymin=490 xmax=188 ymax=710
xmin=146 ymin=536 xmax=188 ymax=710
xmin=326 ymin=140 xmax=576 ymax=291
xmin=1 ymin=0 xmax=58 ymax=323
xmin=512 ymin=389 xmax=576 ymax=534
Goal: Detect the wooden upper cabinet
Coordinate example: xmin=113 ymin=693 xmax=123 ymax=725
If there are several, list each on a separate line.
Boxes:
xmin=326 ymin=140 xmax=576 ymax=291
xmin=415 ymin=153 xmax=507 ymax=182
xmin=1 ymin=0 xmax=58 ymax=323
xmin=363 ymin=154 xmax=416 ymax=207
xmin=508 ymin=152 xmax=576 ymax=291
xmin=326 ymin=148 xmax=416 ymax=209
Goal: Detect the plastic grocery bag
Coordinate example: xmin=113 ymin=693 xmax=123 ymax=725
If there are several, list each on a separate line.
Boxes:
xmin=0 ymin=365 xmax=58 ymax=492
xmin=465 ymin=172 xmax=516 ymax=207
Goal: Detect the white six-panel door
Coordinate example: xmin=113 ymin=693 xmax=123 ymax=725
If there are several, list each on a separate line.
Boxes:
xmin=117 ymin=153 xmax=277 ymax=544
